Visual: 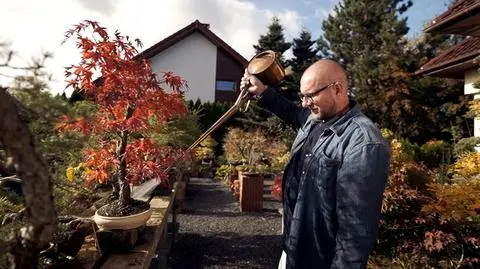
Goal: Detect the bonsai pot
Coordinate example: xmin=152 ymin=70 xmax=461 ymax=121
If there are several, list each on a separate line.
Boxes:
xmin=93 ymin=206 xmax=152 ymax=253
xmin=93 ymin=206 xmax=152 ymax=230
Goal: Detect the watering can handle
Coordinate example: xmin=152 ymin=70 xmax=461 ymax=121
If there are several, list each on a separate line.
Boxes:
xmin=236 ymin=85 xmax=252 ymax=112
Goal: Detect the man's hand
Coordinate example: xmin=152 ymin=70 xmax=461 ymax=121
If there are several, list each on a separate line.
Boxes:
xmin=240 ymin=68 xmax=266 ymax=96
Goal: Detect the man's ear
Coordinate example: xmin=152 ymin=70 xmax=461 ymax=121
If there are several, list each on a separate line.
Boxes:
xmin=334 ymin=82 xmax=343 ymax=95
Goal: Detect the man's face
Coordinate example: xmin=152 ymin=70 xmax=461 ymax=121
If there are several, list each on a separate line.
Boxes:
xmin=299 ymin=79 xmax=337 ymax=121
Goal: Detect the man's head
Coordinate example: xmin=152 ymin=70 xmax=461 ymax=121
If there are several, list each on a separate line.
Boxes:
xmin=299 ymin=59 xmax=349 ymax=120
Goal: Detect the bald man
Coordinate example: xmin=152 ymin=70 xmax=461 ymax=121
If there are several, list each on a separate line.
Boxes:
xmin=241 ymin=59 xmax=391 ymax=269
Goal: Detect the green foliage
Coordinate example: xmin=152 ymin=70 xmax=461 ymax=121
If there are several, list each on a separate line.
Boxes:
xmin=289 ymin=30 xmax=318 ymax=74
xmin=236 ymin=102 xmax=295 ymax=147
xmin=323 ymin=0 xmax=412 ymax=136
xmin=0 ymin=196 xmax=22 ymax=217
xmin=222 ymin=127 xmax=289 ymax=174
xmin=467 ymin=99 xmax=480 ymax=118
xmin=195 ymin=136 xmax=217 ymax=160
xmin=253 ymin=16 xmax=291 ymax=66
xmin=285 ymin=29 xmax=319 ymax=99
xmin=213 ymin=164 xmax=233 ymax=181
xmin=453 ymin=137 xmax=480 ymax=158
xmin=322 ymin=0 xmax=471 ymax=145
xmin=149 ymin=112 xmax=202 ymax=149
xmin=401 ymin=32 xmax=470 ymax=144
xmin=188 ymin=99 xmax=238 ymax=155
xmin=418 ymin=140 xmax=452 ymax=169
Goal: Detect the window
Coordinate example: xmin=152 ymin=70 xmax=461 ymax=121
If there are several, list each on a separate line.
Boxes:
xmin=216 ymin=80 xmax=236 ymax=91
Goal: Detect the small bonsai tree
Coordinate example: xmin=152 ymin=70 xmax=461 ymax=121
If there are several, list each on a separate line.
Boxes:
xmin=58 ymin=20 xmax=188 ymax=214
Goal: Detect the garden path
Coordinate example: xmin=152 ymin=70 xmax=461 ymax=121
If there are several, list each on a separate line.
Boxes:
xmin=166 ymin=177 xmax=283 ymax=269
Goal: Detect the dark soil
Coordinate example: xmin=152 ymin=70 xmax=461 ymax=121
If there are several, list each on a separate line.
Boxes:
xmin=167 ymin=177 xmax=283 ymax=269
xmin=97 ymin=199 xmax=150 ymax=217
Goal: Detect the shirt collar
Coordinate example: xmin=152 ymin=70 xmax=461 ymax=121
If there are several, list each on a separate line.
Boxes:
xmin=328 ymin=98 xmax=361 ymax=136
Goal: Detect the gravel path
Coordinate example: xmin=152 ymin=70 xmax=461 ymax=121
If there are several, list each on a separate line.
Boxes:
xmin=167 ymin=177 xmax=283 ymax=269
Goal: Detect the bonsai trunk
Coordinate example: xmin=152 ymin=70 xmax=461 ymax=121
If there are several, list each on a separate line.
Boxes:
xmin=111 ymin=172 xmax=120 ymax=197
xmin=117 ymin=131 xmax=130 ymax=206
xmin=0 ymin=88 xmax=57 ymax=269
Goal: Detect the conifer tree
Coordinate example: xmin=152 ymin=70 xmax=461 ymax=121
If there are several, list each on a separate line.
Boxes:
xmin=249 ymin=17 xmax=295 ymax=141
xmin=289 ymin=29 xmax=318 ymax=74
xmin=253 ymin=16 xmax=291 ymax=66
xmin=287 ymin=29 xmax=318 ymax=96
xmin=321 ymin=0 xmax=471 ymax=144
xmin=321 ymin=0 xmax=413 ymax=132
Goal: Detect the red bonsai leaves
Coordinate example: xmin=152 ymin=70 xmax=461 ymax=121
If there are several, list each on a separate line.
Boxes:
xmin=60 ymin=20 xmax=188 ymax=187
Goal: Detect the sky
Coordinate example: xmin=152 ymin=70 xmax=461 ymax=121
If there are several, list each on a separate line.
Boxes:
xmin=1 ymin=0 xmax=452 ymax=96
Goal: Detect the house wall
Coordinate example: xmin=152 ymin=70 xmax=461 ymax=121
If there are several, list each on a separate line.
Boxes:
xmin=464 ymin=69 xmax=480 ymax=150
xmin=465 ymin=68 xmax=480 ymax=95
xmin=149 ymin=32 xmax=217 ymax=102
xmin=215 ymin=48 xmax=245 ymax=102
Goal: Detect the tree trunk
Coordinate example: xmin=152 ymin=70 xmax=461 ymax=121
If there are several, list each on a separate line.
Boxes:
xmin=117 ymin=131 xmax=130 ymax=205
xmin=0 ymin=88 xmax=57 ymax=269
xmin=111 ymin=172 xmax=120 ymax=197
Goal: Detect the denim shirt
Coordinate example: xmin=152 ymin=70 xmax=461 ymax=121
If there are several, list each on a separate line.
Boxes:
xmin=257 ymin=87 xmax=391 ymax=269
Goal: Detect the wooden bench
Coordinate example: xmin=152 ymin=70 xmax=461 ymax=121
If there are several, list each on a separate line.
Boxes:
xmin=77 ymin=184 xmax=180 ymax=269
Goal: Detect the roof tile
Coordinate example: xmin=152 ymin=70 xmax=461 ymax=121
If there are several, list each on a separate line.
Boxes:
xmin=419 ymin=36 xmax=480 ymax=73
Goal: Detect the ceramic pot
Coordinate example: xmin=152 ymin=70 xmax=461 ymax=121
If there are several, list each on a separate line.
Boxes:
xmin=93 ymin=206 xmax=152 ymax=230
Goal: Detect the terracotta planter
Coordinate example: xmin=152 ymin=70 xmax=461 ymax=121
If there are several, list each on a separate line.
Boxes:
xmin=93 ymin=206 xmax=152 ymax=230
xmin=239 ymin=171 xmax=264 ymax=212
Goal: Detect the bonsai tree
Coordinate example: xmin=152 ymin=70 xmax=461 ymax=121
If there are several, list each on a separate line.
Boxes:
xmin=58 ymin=20 xmax=188 ymax=215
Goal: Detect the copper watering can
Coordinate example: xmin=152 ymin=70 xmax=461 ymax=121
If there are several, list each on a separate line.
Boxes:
xmin=186 ymin=50 xmax=285 ymax=151
xmin=131 ymin=50 xmax=285 ymax=200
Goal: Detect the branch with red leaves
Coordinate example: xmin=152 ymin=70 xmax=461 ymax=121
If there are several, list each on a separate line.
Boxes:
xmin=59 ymin=20 xmax=190 ymax=202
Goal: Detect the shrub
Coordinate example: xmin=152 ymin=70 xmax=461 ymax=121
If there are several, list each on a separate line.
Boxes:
xmin=223 ymin=127 xmax=289 ymax=173
xmin=377 ymin=129 xmax=480 ymax=267
xmin=419 ymin=140 xmax=452 ymax=169
xmin=453 ymin=136 xmax=480 ymax=159
xmin=450 ymin=152 xmax=480 ymax=179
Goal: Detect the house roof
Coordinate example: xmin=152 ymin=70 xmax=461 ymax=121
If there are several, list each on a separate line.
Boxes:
xmin=136 ymin=20 xmax=248 ymax=66
xmin=415 ymin=36 xmax=480 ymax=78
xmin=424 ymin=0 xmax=480 ymax=36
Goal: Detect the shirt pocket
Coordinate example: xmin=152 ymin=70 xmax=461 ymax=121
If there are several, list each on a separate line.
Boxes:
xmin=310 ymin=154 xmax=339 ymax=212
xmin=311 ymin=154 xmax=339 ymax=190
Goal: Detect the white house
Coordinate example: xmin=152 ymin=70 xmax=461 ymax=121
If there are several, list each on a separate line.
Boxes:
xmin=416 ymin=0 xmax=480 ymax=145
xmin=136 ymin=20 xmax=248 ymax=103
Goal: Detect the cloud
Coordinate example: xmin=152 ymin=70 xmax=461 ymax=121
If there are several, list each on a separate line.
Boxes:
xmin=75 ymin=0 xmax=117 ymax=16
xmin=314 ymin=0 xmax=341 ymax=18
xmin=0 ymin=0 xmax=302 ymax=95
xmin=314 ymin=7 xmax=335 ymax=18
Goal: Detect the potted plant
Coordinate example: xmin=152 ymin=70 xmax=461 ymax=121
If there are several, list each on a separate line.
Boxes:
xmin=223 ymin=128 xmax=271 ymax=211
xmin=58 ymin=21 xmax=188 ymax=238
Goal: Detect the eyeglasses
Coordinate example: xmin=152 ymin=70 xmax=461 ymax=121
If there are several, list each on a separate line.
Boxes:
xmin=298 ymin=82 xmax=337 ymax=103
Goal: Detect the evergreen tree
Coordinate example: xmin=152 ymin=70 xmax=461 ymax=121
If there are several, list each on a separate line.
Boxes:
xmin=289 ymin=29 xmax=318 ymax=74
xmin=321 ymin=0 xmax=471 ymax=144
xmin=286 ymin=29 xmax=318 ymax=99
xmin=321 ymin=0 xmax=414 ymax=135
xmin=400 ymin=33 xmax=471 ymax=144
xmin=248 ymin=16 xmax=295 ymax=137
xmin=253 ymin=16 xmax=291 ymax=66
